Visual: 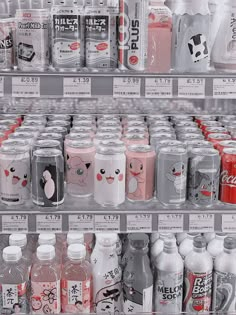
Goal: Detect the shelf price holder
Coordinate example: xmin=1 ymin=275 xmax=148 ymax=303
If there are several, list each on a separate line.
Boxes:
xmin=145 ymin=78 xmax=173 ymax=98
xmin=222 ymin=214 xmax=236 ymax=233
xmin=0 ymin=76 xmax=4 ymax=97
xmin=95 ymin=214 xmax=120 ymax=232
xmin=63 ymin=77 xmax=91 ymax=98
xmin=12 ymin=76 xmax=40 ymax=97
xmin=178 ymin=78 xmax=205 ymax=98
xmin=127 ymin=214 xmax=152 ymax=232
xmin=69 ymin=214 xmax=94 ymax=232
xmin=213 ymin=78 xmax=236 ymax=99
xmin=158 ymin=214 xmax=184 ymax=232
xmin=2 ymin=214 xmax=28 ymax=233
xmin=36 ymin=214 xmax=62 ymax=233
xmin=113 ymin=77 xmax=141 ymax=98
xmin=189 ymin=214 xmax=215 ymax=232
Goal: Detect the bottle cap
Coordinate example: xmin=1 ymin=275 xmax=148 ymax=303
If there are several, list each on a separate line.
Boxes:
xmin=224 ymin=237 xmax=236 ymax=250
xmin=9 ymin=234 xmax=27 ymax=248
xmin=67 ymin=244 xmax=86 ymax=260
xmin=3 ymin=246 xmax=22 ymax=262
xmin=38 ymin=234 xmax=56 ymax=246
xmin=194 ymin=236 xmax=206 ymax=249
xmin=188 ymin=233 xmax=200 ymax=239
xmin=164 ymin=238 xmax=177 ymax=250
xmin=67 ymin=233 xmax=84 ymax=245
xmin=96 ymin=233 xmax=117 ymax=247
xmin=128 ymin=233 xmax=149 ymax=250
xmin=37 ymin=245 xmax=55 ymax=260
xmin=216 ymin=233 xmax=227 ymax=238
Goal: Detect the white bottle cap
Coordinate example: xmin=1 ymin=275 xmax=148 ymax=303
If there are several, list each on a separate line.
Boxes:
xmin=96 ymin=233 xmax=117 ymax=247
xmin=67 ymin=233 xmax=84 ymax=245
xmin=68 ymin=244 xmax=86 ymax=260
xmin=9 ymin=234 xmax=27 ymax=248
xmin=38 ymin=234 xmax=56 ymax=246
xmin=37 ymin=245 xmax=55 ymax=261
xmin=3 ymin=246 xmax=22 ymax=262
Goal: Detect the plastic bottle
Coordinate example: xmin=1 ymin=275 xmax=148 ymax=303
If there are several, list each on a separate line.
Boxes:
xmin=179 ymin=233 xmax=200 ymax=259
xmin=154 ymin=238 xmax=183 ymax=313
xmin=0 ymin=246 xmax=28 ymax=314
xmin=61 ymin=244 xmax=92 ymax=313
xmin=212 ymin=237 xmax=236 ymax=312
xmin=123 ymin=234 xmax=153 ymax=314
xmin=62 ymin=233 xmax=85 ymax=264
xmin=147 ymin=0 xmax=172 ymax=73
xmin=183 ymin=236 xmax=213 ymax=312
xmin=38 ymin=233 xmax=61 ymax=264
xmin=9 ymin=234 xmax=32 ymax=272
xmin=207 ymin=233 xmax=227 ymax=260
xmin=31 ymin=245 xmax=61 ymax=314
xmin=176 ymin=232 xmax=187 ymax=245
xmin=151 ymin=233 xmax=175 ymax=264
xmin=204 ymin=232 xmax=216 ymax=244
xmin=150 ymin=233 xmax=159 ymax=247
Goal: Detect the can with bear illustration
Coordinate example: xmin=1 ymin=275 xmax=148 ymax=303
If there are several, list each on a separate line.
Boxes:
xmin=65 ymin=140 xmax=96 ymax=197
xmin=32 ymin=149 xmax=64 ymax=207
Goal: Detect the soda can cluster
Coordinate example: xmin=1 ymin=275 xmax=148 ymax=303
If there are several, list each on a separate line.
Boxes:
xmin=0 ymin=231 xmax=236 ymax=314
xmin=1 ymin=113 xmax=236 ymax=207
xmin=0 ymin=0 xmax=236 ymax=73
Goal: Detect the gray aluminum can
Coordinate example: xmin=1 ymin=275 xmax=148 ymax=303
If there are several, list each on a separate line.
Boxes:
xmin=157 ymin=147 xmax=188 ymax=206
xmin=187 ymin=147 xmax=221 ymax=206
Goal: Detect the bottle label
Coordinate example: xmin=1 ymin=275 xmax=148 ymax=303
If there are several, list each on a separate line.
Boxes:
xmin=31 ymin=280 xmax=60 ymax=314
xmin=0 ymin=283 xmax=27 ymax=313
xmin=61 ymin=279 xmax=92 ymax=313
xmin=213 ymin=270 xmax=236 ymax=312
xmin=148 ymin=7 xmax=172 ymax=29
xmin=123 ymin=285 xmax=153 ymax=314
xmin=155 ymin=270 xmax=183 ymax=313
xmin=183 ymin=269 xmax=212 ymax=312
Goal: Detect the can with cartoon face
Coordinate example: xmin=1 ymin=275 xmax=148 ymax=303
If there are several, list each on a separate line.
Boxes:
xmin=157 ymin=147 xmax=188 ymax=206
xmin=0 ymin=146 xmax=30 ymax=205
xmin=94 ymin=141 xmax=126 ymax=207
xmin=65 ymin=140 xmax=96 ymax=197
xmin=32 ymin=149 xmax=64 ymax=207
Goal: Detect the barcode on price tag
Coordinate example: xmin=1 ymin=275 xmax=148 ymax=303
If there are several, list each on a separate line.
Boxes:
xmin=158 ymin=214 xmax=184 ymax=232
xmin=113 ymin=77 xmax=141 ymax=98
xmin=2 ymin=215 xmax=28 ymax=233
xmin=178 ymin=78 xmax=205 ymax=98
xmin=222 ymin=214 xmax=236 ymax=232
xmin=145 ymin=78 xmax=172 ymax=98
xmin=12 ymin=77 xmax=40 ymax=97
xmin=189 ymin=214 xmax=214 ymax=232
xmin=0 ymin=77 xmax=4 ymax=97
xmin=213 ymin=78 xmax=236 ymax=99
xmin=127 ymin=214 xmax=152 ymax=232
xmin=63 ymin=77 xmax=91 ymax=97
xmin=69 ymin=214 xmax=94 ymax=232
xmin=95 ymin=215 xmax=120 ymax=232
xmin=36 ymin=214 xmax=62 ymax=233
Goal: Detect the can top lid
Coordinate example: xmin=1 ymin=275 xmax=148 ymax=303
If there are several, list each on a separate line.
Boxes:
xmin=160 ymin=146 xmax=187 ymax=155
xmin=127 ymin=120 xmax=146 ymax=126
xmin=24 ymin=121 xmax=43 ymax=126
xmin=201 ymin=120 xmax=221 ymax=126
xmin=67 ymin=133 xmax=91 ymax=140
xmin=67 ymin=233 xmax=84 ymax=245
xmin=126 ymin=126 xmax=146 ymax=132
xmin=73 ymin=120 xmax=93 ymax=126
xmin=206 ymin=127 xmax=227 ymax=131
xmin=191 ymin=147 xmax=219 ymax=156
xmin=128 ymin=144 xmax=154 ymax=153
xmin=150 ymin=126 xmax=173 ymax=132
xmin=193 ymin=236 xmax=206 ymax=249
xmin=208 ymin=133 xmax=231 ymax=140
xmin=33 ymin=148 xmax=62 ymax=157
xmin=99 ymin=126 xmax=121 ymax=131
xmin=184 ymin=140 xmax=212 ymax=146
xmin=151 ymin=133 xmax=174 ymax=139
xmin=196 ymin=115 xmax=217 ymax=120
xmin=34 ymin=139 xmax=61 ymax=148
xmin=97 ymin=141 xmax=125 ymax=154
xmin=11 ymin=132 xmax=34 ymax=139
xmin=95 ymin=133 xmax=119 ymax=141
xmin=159 ymin=140 xmax=183 ymax=146
xmin=2 ymin=139 xmax=30 ymax=147
xmin=0 ymin=145 xmax=29 ymax=154
xmin=48 ymin=114 xmax=71 ymax=120
xmin=3 ymin=246 xmax=22 ymax=262
xmin=37 ymin=245 xmax=55 ymax=261
xmin=39 ymin=133 xmax=62 ymax=139
xmin=9 ymin=234 xmax=27 ymax=248
xmin=219 ymin=140 xmax=236 ymax=148
xmin=0 ymin=119 xmax=16 ymax=124
xmin=128 ymin=233 xmax=149 ymax=250
xmin=224 ymin=237 xmax=236 ymax=250
xmin=125 ymin=133 xmax=146 ymax=140
xmin=67 ymin=140 xmax=94 ymax=149
xmin=72 ymin=126 xmax=93 ymax=131
xmin=45 ymin=126 xmax=67 ymax=132
xmin=223 ymin=148 xmax=236 ymax=155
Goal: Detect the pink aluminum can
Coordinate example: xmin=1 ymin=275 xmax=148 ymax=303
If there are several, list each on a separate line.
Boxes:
xmin=122 ymin=134 xmax=149 ymax=146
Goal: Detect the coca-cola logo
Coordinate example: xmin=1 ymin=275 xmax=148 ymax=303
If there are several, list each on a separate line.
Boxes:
xmin=220 ymin=170 xmax=236 ymax=186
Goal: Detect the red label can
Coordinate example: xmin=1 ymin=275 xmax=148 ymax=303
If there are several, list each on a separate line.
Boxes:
xmin=205 ymin=127 xmax=229 ymax=139
xmin=200 ymin=121 xmax=221 ymax=133
xmin=208 ymin=133 xmax=232 ymax=148
xmin=216 ymin=140 xmax=236 ymax=156
xmin=220 ymin=148 xmax=236 ymax=204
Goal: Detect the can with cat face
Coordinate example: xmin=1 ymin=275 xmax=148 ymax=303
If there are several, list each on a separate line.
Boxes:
xmin=32 ymin=149 xmax=64 ymax=207
xmin=0 ymin=146 xmax=30 ymax=205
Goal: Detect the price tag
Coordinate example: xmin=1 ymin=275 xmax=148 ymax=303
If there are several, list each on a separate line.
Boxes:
xmin=113 ymin=77 xmax=141 ymax=98
xmin=12 ymin=77 xmax=40 ymax=97
xmin=127 ymin=214 xmax=152 ymax=232
xmin=69 ymin=214 xmax=94 ymax=232
xmin=36 ymin=214 xmax=62 ymax=233
xmin=63 ymin=77 xmax=91 ymax=98
xmin=145 ymin=78 xmax=172 ymax=98
xmin=158 ymin=214 xmax=184 ymax=232
xmin=0 ymin=77 xmax=4 ymax=97
xmin=213 ymin=78 xmax=236 ymax=99
xmin=95 ymin=215 xmax=120 ymax=232
xmin=222 ymin=214 xmax=236 ymax=232
xmin=2 ymin=215 xmax=28 ymax=233
xmin=178 ymin=78 xmax=205 ymax=98
xmin=189 ymin=214 xmax=215 ymax=232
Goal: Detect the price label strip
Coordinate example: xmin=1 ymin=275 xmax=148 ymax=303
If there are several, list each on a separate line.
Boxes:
xmin=12 ymin=76 xmax=40 ymax=97
xmin=113 ymin=77 xmax=141 ymax=98
xmin=95 ymin=215 xmax=120 ymax=232
xmin=0 ymin=76 xmax=4 ymax=97
xmin=178 ymin=78 xmax=205 ymax=98
xmin=127 ymin=214 xmax=152 ymax=232
xmin=222 ymin=214 xmax=236 ymax=233
xmin=69 ymin=214 xmax=94 ymax=232
xmin=145 ymin=78 xmax=173 ymax=98
xmin=158 ymin=214 xmax=184 ymax=232
xmin=2 ymin=215 xmax=28 ymax=233
xmin=189 ymin=214 xmax=215 ymax=232
xmin=63 ymin=77 xmax=91 ymax=98
xmin=213 ymin=78 xmax=236 ymax=99
xmin=36 ymin=214 xmax=62 ymax=233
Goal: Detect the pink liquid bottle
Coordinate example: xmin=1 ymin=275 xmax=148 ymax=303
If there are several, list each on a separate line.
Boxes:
xmin=9 ymin=234 xmax=32 ymax=273
xmin=147 ymin=0 xmax=172 ymax=73
xmin=61 ymin=244 xmax=92 ymax=313
xmin=31 ymin=245 xmax=61 ymax=314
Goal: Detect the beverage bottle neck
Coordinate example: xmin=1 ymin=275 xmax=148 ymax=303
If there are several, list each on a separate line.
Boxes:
xmin=193 ymin=246 xmax=206 ymax=254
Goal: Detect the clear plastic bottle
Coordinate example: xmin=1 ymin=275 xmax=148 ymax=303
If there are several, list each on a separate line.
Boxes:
xmin=61 ymin=244 xmax=92 ymax=313
xmin=151 ymin=233 xmax=175 ymax=264
xmin=31 ymin=245 xmax=61 ymax=314
xmin=62 ymin=233 xmax=85 ymax=264
xmin=179 ymin=233 xmax=200 ymax=259
xmin=123 ymin=234 xmax=153 ymax=314
xmin=38 ymin=233 xmax=61 ymax=264
xmin=9 ymin=234 xmax=32 ymax=272
xmin=0 ymin=246 xmax=28 ymax=314
xmin=207 ymin=233 xmax=227 ymax=260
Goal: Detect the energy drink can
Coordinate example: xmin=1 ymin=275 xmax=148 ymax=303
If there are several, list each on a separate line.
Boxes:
xmin=0 ymin=18 xmax=15 ymax=70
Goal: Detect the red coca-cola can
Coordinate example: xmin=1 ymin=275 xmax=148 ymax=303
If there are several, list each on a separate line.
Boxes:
xmin=205 ymin=127 xmax=229 ymax=139
xmin=200 ymin=121 xmax=222 ymax=133
xmin=208 ymin=133 xmax=232 ymax=148
xmin=195 ymin=115 xmax=217 ymax=126
xmin=216 ymin=140 xmax=236 ymax=156
xmin=220 ymin=148 xmax=236 ymax=204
